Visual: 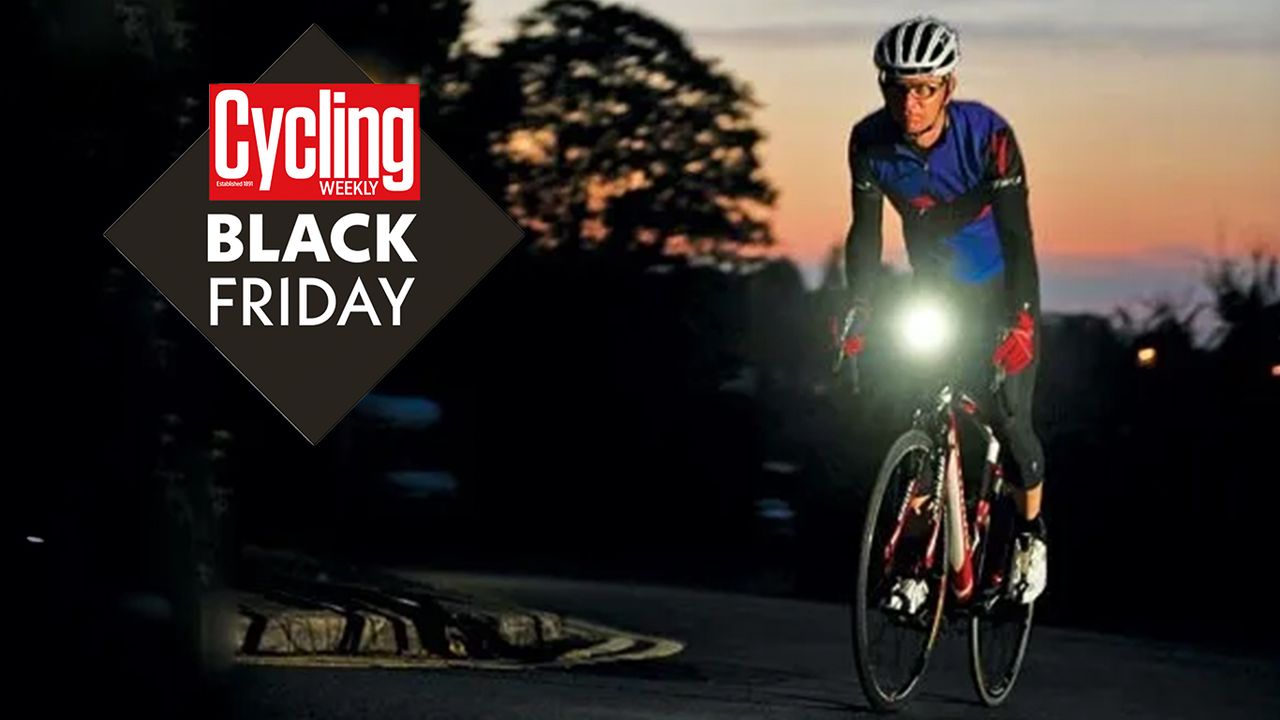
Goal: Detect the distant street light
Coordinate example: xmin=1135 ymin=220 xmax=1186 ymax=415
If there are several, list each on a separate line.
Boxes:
xmin=1271 ymin=364 xmax=1279 ymax=378
xmin=1137 ymin=347 xmax=1157 ymax=368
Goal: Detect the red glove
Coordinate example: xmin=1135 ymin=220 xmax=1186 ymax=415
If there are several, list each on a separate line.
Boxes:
xmin=992 ymin=309 xmax=1035 ymax=374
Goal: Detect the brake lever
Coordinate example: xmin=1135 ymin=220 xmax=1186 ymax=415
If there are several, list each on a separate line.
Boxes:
xmin=991 ymin=354 xmax=1011 ymax=419
xmin=831 ymin=308 xmax=855 ymax=369
xmin=831 ymin=307 xmax=862 ymax=396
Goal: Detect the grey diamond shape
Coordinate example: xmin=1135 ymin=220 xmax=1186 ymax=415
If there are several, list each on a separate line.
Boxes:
xmin=104 ymin=25 xmax=523 ymax=444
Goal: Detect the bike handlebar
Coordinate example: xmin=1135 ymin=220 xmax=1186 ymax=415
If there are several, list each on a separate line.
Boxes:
xmin=831 ymin=307 xmax=1016 ymax=414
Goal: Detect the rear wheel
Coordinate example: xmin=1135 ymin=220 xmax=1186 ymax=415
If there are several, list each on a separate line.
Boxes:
xmin=853 ymin=429 xmax=947 ymax=712
xmin=968 ymin=488 xmax=1035 ymax=706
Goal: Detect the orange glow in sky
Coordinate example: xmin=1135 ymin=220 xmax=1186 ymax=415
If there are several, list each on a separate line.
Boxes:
xmin=472 ymin=1 xmax=1280 ymax=310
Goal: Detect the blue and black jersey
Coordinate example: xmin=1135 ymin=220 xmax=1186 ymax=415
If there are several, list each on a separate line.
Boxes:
xmin=845 ymin=99 xmax=1040 ymax=320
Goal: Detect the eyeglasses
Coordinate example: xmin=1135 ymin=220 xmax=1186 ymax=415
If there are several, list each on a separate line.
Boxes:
xmin=880 ymin=78 xmax=948 ymax=100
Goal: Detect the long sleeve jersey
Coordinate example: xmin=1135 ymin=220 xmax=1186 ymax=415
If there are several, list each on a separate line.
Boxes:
xmin=845 ymin=99 xmax=1040 ymax=320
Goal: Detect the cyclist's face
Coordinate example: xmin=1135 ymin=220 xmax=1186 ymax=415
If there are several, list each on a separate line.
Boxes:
xmin=882 ymin=74 xmax=952 ymax=134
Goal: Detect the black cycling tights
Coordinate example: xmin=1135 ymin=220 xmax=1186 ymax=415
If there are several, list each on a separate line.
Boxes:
xmin=988 ymin=343 xmax=1045 ymax=492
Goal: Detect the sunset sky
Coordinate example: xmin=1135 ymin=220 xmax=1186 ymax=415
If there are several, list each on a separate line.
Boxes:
xmin=468 ymin=1 xmax=1279 ymax=313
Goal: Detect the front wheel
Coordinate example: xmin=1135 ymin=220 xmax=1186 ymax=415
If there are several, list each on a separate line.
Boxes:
xmin=968 ymin=490 xmax=1035 ymax=706
xmin=853 ymin=429 xmax=947 ymax=712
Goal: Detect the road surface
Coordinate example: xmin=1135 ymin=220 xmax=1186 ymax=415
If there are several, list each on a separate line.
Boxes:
xmin=229 ymin=571 xmax=1279 ymax=719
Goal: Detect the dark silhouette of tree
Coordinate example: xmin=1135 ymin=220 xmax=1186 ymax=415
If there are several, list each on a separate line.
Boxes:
xmin=187 ymin=0 xmax=469 ymax=84
xmin=1207 ymin=250 xmax=1278 ymax=322
xmin=471 ymin=0 xmax=777 ymax=261
xmin=1204 ymin=249 xmax=1278 ymax=386
xmin=184 ymin=1 xmax=474 ymax=152
xmin=1111 ymin=296 xmax=1205 ymax=378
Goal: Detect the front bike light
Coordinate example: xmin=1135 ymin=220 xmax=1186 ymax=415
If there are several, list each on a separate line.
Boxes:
xmin=897 ymin=300 xmax=954 ymax=356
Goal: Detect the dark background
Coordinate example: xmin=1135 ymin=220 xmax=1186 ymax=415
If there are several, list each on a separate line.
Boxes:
xmin=16 ymin=1 xmax=1278 ymax=717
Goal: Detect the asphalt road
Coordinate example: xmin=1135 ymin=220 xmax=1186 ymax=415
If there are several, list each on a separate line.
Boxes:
xmin=230 ymin=572 xmax=1279 ymax=719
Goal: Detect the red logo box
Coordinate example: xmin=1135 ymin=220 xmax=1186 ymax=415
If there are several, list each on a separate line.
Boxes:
xmin=209 ymin=83 xmax=419 ymax=201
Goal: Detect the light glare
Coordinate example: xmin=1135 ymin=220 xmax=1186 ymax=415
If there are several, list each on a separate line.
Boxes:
xmin=899 ymin=301 xmax=952 ymax=355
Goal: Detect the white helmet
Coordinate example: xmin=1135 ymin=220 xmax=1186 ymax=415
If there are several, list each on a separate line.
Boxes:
xmin=874 ymin=17 xmax=960 ymax=78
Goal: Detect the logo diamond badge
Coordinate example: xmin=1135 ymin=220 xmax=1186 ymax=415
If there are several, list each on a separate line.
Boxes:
xmin=104 ymin=26 xmax=523 ymax=444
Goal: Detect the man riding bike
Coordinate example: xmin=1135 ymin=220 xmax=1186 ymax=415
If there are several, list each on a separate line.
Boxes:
xmin=840 ymin=16 xmax=1047 ymax=604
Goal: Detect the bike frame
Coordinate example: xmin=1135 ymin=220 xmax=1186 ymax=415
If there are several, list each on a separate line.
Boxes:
xmin=899 ymin=383 xmax=1006 ymax=607
xmin=835 ymin=305 xmax=1013 ymax=609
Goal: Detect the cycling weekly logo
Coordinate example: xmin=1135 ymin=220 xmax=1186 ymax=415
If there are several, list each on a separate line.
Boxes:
xmin=208 ymin=83 xmax=419 ymax=201
xmin=105 ymin=26 xmax=523 ymax=444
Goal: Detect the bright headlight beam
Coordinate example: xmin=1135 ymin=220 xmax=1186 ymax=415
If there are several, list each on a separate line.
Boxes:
xmin=899 ymin=302 xmax=952 ymax=355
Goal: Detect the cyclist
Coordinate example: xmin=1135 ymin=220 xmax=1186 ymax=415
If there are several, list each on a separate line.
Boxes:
xmin=839 ymin=16 xmax=1047 ymax=604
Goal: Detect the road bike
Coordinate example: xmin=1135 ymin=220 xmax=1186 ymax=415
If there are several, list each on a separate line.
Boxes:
xmin=833 ymin=297 xmax=1035 ymax=711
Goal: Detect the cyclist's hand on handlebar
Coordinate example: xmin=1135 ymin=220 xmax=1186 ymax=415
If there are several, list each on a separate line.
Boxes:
xmin=830 ymin=300 xmax=870 ymax=396
xmin=992 ymin=306 xmax=1035 ymax=375
xmin=830 ymin=301 xmax=871 ymax=359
